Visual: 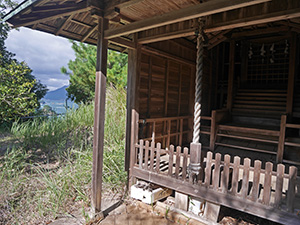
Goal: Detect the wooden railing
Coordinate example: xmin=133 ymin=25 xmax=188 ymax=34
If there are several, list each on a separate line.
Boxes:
xmin=281 ymin=119 xmax=300 ymax=166
xmin=131 ymin=140 xmax=300 ymax=225
xmin=138 ymin=116 xmax=192 ymax=147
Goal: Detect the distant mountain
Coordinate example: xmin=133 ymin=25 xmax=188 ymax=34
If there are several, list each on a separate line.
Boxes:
xmin=44 ymin=85 xmax=68 ymax=100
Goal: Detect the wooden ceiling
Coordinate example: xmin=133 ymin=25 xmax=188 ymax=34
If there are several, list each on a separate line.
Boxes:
xmin=3 ymin=0 xmax=300 ymax=52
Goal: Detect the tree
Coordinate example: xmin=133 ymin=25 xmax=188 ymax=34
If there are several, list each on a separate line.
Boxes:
xmin=0 ymin=0 xmax=48 ymax=123
xmin=61 ymin=41 xmax=128 ymax=103
xmin=0 ymin=61 xmax=38 ymax=121
xmin=0 ymin=0 xmax=17 ymax=65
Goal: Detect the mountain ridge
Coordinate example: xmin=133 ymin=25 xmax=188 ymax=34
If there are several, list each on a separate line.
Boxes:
xmin=44 ymin=85 xmax=68 ymax=100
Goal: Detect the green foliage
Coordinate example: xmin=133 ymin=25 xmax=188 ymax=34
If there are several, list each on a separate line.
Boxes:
xmin=61 ymin=41 xmax=128 ymax=103
xmin=0 ymin=0 xmax=47 ymax=125
xmin=0 ymin=0 xmax=17 ymax=65
xmin=0 ymin=61 xmax=39 ymax=122
xmin=0 ymin=0 xmax=48 ymax=123
xmin=107 ymin=50 xmax=128 ymax=88
xmin=1 ymin=86 xmax=127 ymax=224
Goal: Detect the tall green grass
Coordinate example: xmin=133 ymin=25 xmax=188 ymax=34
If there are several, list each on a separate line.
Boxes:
xmin=0 ymin=86 xmax=127 ymax=224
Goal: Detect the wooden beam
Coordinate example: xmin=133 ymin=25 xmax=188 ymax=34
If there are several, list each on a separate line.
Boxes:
xmin=141 ymin=46 xmax=195 ymax=66
xmin=138 ymin=20 xmax=196 ymax=44
xmin=104 ymin=0 xmax=270 ymax=39
xmin=231 ymin=26 xmax=290 ymax=38
xmin=92 ymin=17 xmax=108 ymax=214
xmin=206 ymin=6 xmax=300 ymax=33
xmin=138 ymin=28 xmax=195 ymax=44
xmin=109 ymin=37 xmax=136 ymax=49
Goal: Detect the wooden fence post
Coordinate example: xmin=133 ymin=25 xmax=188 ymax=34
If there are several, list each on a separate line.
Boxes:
xmin=210 ymin=110 xmax=216 ymax=150
xmin=277 ymin=114 xmax=286 ymax=163
xmin=287 ymin=166 xmax=297 ymax=212
xmin=129 ymin=109 xmax=139 ymax=186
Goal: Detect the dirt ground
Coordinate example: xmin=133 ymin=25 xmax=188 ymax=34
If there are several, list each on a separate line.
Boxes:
xmin=49 ymin=197 xmax=283 ymax=225
xmin=49 ymin=199 xmax=210 ymax=225
xmin=93 ymin=200 xmax=208 ymax=225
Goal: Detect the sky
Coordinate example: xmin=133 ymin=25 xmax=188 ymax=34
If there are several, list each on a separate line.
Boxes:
xmin=4 ymin=0 xmax=76 ymax=91
xmin=6 ymin=28 xmax=75 ymax=91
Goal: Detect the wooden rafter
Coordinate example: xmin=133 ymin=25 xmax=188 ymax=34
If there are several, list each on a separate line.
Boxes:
xmin=104 ymin=0 xmax=271 ymax=39
xmin=55 ymin=14 xmax=74 ymax=35
xmin=71 ymin=18 xmax=93 ymax=28
xmin=81 ymin=24 xmax=97 ymax=42
xmin=207 ymin=30 xmax=231 ymax=49
xmin=104 ymin=0 xmax=145 ymax=11
xmin=9 ymin=1 xmax=90 ymax=28
xmin=59 ymin=0 xmax=70 ymax=5
xmin=30 ymin=3 xmax=86 ymax=14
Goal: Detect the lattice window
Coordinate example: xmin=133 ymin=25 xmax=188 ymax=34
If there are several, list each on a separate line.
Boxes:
xmin=247 ymin=40 xmax=289 ymax=85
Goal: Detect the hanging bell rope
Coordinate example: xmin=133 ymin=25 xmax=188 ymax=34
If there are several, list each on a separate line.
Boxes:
xmin=192 ymin=18 xmax=205 ymax=144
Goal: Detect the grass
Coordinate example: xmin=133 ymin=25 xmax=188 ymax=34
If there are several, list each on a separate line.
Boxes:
xmin=0 ymin=86 xmax=127 ymax=224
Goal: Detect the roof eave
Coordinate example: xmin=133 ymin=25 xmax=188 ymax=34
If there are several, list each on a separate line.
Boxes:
xmin=2 ymin=0 xmax=39 ymax=23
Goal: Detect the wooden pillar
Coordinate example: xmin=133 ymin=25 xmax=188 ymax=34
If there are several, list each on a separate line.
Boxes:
xmin=189 ymin=142 xmax=202 ymax=183
xmin=125 ymin=41 xmax=140 ymax=186
xmin=286 ymin=33 xmax=297 ymax=116
xmin=92 ymin=17 xmax=108 ymax=214
xmin=227 ymin=40 xmax=235 ymax=111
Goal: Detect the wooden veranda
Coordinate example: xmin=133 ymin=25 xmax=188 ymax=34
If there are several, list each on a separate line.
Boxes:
xmin=4 ymin=0 xmax=300 ymax=224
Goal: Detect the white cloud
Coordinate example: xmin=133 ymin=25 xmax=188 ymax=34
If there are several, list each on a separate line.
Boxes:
xmin=5 ymin=27 xmax=75 ymax=91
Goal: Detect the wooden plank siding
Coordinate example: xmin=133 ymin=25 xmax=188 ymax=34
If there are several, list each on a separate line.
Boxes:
xmin=138 ymin=40 xmax=196 ymax=147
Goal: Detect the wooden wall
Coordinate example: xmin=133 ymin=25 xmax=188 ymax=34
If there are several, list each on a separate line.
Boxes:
xmin=137 ymin=39 xmax=196 ymax=146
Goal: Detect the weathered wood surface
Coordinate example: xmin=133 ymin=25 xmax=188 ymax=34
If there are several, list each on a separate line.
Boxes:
xmin=131 ymin=141 xmax=299 ymax=224
xmin=104 ymin=0 xmax=270 ymax=39
xmin=91 ymin=17 xmax=108 ymax=213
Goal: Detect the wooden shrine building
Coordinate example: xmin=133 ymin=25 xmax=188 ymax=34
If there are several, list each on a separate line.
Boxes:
xmin=4 ymin=0 xmax=300 ymax=224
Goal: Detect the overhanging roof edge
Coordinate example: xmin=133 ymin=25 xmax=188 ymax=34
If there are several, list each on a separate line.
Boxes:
xmin=2 ymin=0 xmax=40 ymax=22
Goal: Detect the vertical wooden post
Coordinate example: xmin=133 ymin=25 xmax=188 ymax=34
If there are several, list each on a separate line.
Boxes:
xmin=125 ymin=43 xmax=139 ymax=171
xmin=92 ymin=17 xmax=108 ymax=214
xmin=209 ymin=110 xmax=216 ymax=150
xmin=277 ymin=114 xmax=287 ymax=163
xmin=126 ymin=40 xmax=140 ymax=186
xmin=287 ymin=166 xmax=297 ymax=212
xmin=227 ymin=40 xmax=235 ymax=111
xmin=151 ymin=121 xmax=156 ymax=143
xmin=163 ymin=60 xmax=169 ymax=147
xmin=129 ymin=109 xmax=139 ymax=184
xmin=286 ymin=33 xmax=297 ymax=115
xmin=189 ymin=142 xmax=202 ymax=183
